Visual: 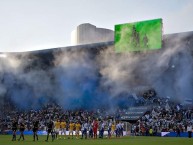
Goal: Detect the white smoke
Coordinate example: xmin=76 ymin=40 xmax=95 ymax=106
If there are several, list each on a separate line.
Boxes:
xmin=0 ymin=32 xmax=192 ymax=110
xmin=98 ymin=33 xmax=193 ymax=102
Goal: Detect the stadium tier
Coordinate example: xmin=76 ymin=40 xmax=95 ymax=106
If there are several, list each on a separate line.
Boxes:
xmin=0 ymin=31 xmax=193 ymax=110
xmin=0 ymin=31 xmax=193 ymax=139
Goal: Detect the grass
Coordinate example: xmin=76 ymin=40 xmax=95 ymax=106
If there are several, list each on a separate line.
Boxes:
xmin=0 ymin=135 xmax=193 ymax=145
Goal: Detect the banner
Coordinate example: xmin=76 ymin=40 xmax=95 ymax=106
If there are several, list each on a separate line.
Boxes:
xmin=120 ymin=106 xmax=150 ymax=121
xmin=115 ymin=19 xmax=162 ymax=52
xmin=161 ymin=132 xmax=193 ymax=137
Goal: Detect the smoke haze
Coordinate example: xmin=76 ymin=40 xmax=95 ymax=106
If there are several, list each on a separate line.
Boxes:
xmin=0 ymin=32 xmax=193 ymax=110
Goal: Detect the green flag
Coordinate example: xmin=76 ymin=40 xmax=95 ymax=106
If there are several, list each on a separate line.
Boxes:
xmin=115 ymin=18 xmax=162 ymax=52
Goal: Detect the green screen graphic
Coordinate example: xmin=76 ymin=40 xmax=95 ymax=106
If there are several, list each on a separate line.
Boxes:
xmin=115 ymin=19 xmax=162 ymax=52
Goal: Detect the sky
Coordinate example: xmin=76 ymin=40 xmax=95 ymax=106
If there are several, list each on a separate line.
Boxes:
xmin=0 ymin=0 xmax=193 ymax=52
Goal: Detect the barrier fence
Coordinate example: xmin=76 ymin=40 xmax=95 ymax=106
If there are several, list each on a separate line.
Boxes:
xmin=2 ymin=130 xmax=192 ymax=138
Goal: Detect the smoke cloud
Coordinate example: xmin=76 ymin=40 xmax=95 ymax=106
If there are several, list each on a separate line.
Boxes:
xmin=0 ymin=32 xmax=193 ymax=111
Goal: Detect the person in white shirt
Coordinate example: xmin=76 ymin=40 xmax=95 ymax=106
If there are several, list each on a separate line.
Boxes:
xmin=115 ymin=122 xmax=121 ymax=137
xmin=120 ymin=122 xmax=124 ymax=137
xmin=107 ymin=121 xmax=112 ymax=139
xmin=99 ymin=121 xmax=105 ymax=138
xmin=81 ymin=121 xmax=88 ymax=139
xmin=187 ymin=124 xmax=192 ymax=138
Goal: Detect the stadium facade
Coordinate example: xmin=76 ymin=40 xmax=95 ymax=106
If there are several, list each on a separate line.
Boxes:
xmin=71 ymin=23 xmax=114 ymax=45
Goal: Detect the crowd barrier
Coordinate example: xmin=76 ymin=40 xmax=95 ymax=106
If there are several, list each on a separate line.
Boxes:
xmin=5 ymin=130 xmax=47 ymax=135
xmin=4 ymin=130 xmax=192 ymax=137
xmin=161 ymin=132 xmax=193 ymax=137
xmin=4 ymin=130 xmax=127 ymax=136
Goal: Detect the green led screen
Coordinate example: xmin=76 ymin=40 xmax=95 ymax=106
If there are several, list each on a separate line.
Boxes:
xmin=115 ymin=19 xmax=162 ymax=52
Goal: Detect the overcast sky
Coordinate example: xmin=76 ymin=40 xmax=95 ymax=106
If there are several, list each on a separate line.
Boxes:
xmin=0 ymin=0 xmax=193 ymax=52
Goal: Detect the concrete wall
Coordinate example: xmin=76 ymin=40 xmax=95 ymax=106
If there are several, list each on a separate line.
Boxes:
xmin=71 ymin=23 xmax=114 ymax=45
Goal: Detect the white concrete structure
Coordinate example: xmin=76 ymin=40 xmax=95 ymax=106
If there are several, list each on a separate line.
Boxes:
xmin=71 ymin=23 xmax=114 ymax=45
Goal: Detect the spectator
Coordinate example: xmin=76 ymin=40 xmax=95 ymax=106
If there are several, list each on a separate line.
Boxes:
xmin=187 ymin=124 xmax=192 ymax=138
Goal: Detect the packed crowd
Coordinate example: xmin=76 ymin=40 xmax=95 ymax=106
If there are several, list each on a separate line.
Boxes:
xmin=132 ymin=99 xmax=193 ymax=136
xmin=0 ymin=93 xmax=193 ymax=138
xmin=0 ymin=103 xmax=121 ymax=133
